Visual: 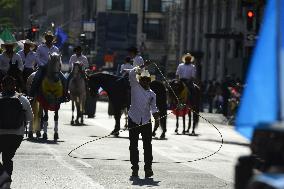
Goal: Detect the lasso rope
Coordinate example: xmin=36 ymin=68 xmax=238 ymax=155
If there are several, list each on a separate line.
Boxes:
xmin=68 ymin=63 xmax=224 ymax=163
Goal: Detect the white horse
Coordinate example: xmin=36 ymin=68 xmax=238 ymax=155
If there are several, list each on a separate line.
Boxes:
xmin=68 ymin=62 xmax=86 ymax=125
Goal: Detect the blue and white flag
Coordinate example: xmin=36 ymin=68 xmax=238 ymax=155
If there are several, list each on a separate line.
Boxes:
xmin=236 ymin=0 xmax=279 ymax=139
xmin=55 ymin=27 xmax=68 ymax=48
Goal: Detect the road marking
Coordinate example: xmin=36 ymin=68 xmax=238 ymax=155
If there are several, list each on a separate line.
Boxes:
xmin=45 ymin=145 xmax=104 ymax=189
xmin=76 ymin=159 xmax=93 ymax=168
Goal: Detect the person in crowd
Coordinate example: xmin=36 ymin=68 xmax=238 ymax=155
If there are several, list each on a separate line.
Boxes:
xmin=29 ymin=31 xmax=68 ymax=101
xmin=120 ymin=56 xmax=133 ymax=77
xmin=127 ymin=46 xmax=144 ymax=67
xmin=127 ymin=62 xmax=159 ymax=178
xmin=18 ymin=39 xmax=38 ymax=88
xmin=68 ymin=45 xmax=89 ymax=71
xmin=207 ymin=80 xmax=216 ymax=113
xmin=0 ymin=40 xmax=24 ymax=91
xmin=0 ymin=76 xmax=33 ymax=188
xmin=176 ymin=53 xmax=197 ymax=99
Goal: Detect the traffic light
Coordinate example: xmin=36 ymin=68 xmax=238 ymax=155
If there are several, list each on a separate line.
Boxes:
xmin=246 ymin=10 xmax=255 ymax=31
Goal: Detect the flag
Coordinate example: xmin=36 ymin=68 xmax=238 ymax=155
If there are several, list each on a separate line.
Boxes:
xmin=55 ymin=27 xmax=68 ymax=48
xmin=0 ymin=28 xmax=17 ymax=43
xmin=236 ymin=0 xmax=278 ymax=139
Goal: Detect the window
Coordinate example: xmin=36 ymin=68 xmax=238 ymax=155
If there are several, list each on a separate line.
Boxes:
xmin=144 ymin=0 xmax=162 ymax=12
xmin=143 ymin=19 xmax=164 ymax=40
xmin=107 ymin=0 xmax=131 ymax=11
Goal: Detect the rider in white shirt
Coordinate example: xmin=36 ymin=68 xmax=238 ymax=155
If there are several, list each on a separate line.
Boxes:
xmin=120 ymin=56 xmax=133 ymax=77
xmin=176 ymin=53 xmax=196 ymax=81
xmin=30 ymin=31 xmax=68 ymax=101
xmin=68 ymin=46 xmax=89 ymax=71
xmin=127 ymin=46 xmax=144 ymax=67
xmin=0 ymin=41 xmax=23 ymax=75
xmin=18 ymin=39 xmax=38 ymax=83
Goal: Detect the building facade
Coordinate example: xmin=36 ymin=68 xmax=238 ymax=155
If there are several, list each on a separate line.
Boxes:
xmin=180 ymin=0 xmax=265 ymax=82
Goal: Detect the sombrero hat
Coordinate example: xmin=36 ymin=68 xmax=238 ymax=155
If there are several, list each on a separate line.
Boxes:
xmin=182 ymin=53 xmax=195 ymax=63
xmin=0 ymin=40 xmax=17 ymax=49
xmin=136 ymin=69 xmax=155 ymax=81
xmin=18 ymin=39 xmax=36 ymax=50
xmin=44 ymin=30 xmax=55 ymax=37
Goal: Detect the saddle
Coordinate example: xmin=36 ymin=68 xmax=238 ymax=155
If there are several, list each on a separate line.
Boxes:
xmin=36 ymin=78 xmax=64 ymax=111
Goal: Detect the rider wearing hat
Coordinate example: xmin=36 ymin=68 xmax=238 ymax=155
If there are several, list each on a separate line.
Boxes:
xmin=18 ymin=39 xmax=38 ymax=86
xmin=127 ymin=46 xmax=144 ymax=67
xmin=68 ymin=45 xmax=89 ymax=72
xmin=127 ymin=62 xmax=159 ymax=178
xmin=30 ymin=31 xmax=68 ymax=101
xmin=176 ymin=53 xmax=196 ymax=90
xmin=0 ymin=41 xmax=24 ymax=77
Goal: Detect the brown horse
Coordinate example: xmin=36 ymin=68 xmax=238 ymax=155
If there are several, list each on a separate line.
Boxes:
xmin=168 ymin=79 xmax=200 ymax=135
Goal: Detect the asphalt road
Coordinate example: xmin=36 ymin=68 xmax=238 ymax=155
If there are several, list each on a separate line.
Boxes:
xmin=10 ymin=101 xmax=250 ymax=189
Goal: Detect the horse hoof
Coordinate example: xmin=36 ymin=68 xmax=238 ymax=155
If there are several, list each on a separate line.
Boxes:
xmin=75 ymin=120 xmax=80 ymax=125
xmin=160 ymin=133 xmax=166 ymax=139
xmin=174 ymin=129 xmax=178 ymax=133
xmin=71 ymin=120 xmax=74 ymax=125
xmin=110 ymin=130 xmax=119 ymax=136
xmin=36 ymin=131 xmax=41 ymax=138
xmin=152 ymin=132 xmax=156 ymax=137
xmin=182 ymin=130 xmax=186 ymax=135
xmin=43 ymin=133 xmax=48 ymax=140
xmin=191 ymin=131 xmax=196 ymax=136
xmin=54 ymin=133 xmax=59 ymax=141
xmin=185 ymin=130 xmax=189 ymax=133
xmin=28 ymin=131 xmax=33 ymax=139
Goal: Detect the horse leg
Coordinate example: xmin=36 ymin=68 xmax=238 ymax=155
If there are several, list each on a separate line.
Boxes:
xmin=42 ymin=109 xmax=48 ymax=140
xmin=80 ymin=99 xmax=84 ymax=125
xmin=54 ymin=111 xmax=59 ymax=141
xmin=152 ymin=119 xmax=159 ymax=137
xmin=75 ymin=99 xmax=80 ymax=125
xmin=160 ymin=111 xmax=167 ymax=139
xmin=175 ymin=115 xmax=179 ymax=133
xmin=192 ymin=106 xmax=199 ymax=135
xmin=71 ymin=100 xmax=75 ymax=125
xmin=182 ymin=115 xmax=186 ymax=134
xmin=187 ymin=110 xmax=192 ymax=133
xmin=111 ymin=111 xmax=121 ymax=136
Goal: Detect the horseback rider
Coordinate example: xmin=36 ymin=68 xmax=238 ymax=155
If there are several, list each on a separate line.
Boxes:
xmin=18 ymin=39 xmax=38 ymax=90
xmin=127 ymin=63 xmax=159 ymax=178
xmin=176 ymin=53 xmax=197 ymax=96
xmin=68 ymin=45 xmax=89 ymax=71
xmin=0 ymin=40 xmax=24 ymax=91
xmin=127 ymin=46 xmax=144 ymax=67
xmin=29 ymin=31 xmax=68 ymax=101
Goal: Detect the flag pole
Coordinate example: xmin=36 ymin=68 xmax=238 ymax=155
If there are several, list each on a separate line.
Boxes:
xmin=277 ymin=0 xmax=284 ymax=121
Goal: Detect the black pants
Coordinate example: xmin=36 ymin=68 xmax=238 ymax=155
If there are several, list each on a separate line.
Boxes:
xmin=128 ymin=118 xmax=153 ymax=171
xmin=0 ymin=135 xmax=23 ymax=179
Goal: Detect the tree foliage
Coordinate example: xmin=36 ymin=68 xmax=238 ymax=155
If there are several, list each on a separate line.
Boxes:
xmin=0 ymin=0 xmax=18 ymax=9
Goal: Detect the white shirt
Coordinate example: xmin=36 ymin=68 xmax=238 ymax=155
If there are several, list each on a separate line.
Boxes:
xmin=0 ymin=93 xmax=33 ymax=136
xmin=36 ymin=44 xmax=59 ymax=66
xmin=120 ymin=63 xmax=133 ymax=76
xmin=128 ymin=68 xmax=159 ymax=125
xmin=0 ymin=52 xmax=24 ymax=73
xmin=133 ymin=55 xmax=144 ymax=67
xmin=18 ymin=50 xmax=38 ymax=69
xmin=176 ymin=63 xmax=196 ymax=80
xmin=69 ymin=54 xmax=89 ymax=71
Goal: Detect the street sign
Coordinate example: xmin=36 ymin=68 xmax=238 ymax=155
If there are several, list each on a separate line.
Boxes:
xmin=83 ymin=22 xmax=95 ymax=32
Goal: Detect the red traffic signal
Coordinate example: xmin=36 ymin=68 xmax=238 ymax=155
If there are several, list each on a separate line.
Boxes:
xmin=247 ymin=10 xmax=255 ymax=18
xmin=31 ymin=27 xmax=38 ymax=33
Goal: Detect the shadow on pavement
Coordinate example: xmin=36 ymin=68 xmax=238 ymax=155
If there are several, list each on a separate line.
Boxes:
xmin=197 ymin=138 xmax=249 ymax=147
xmin=24 ymin=138 xmax=64 ymax=144
xmin=129 ymin=177 xmax=160 ymax=187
